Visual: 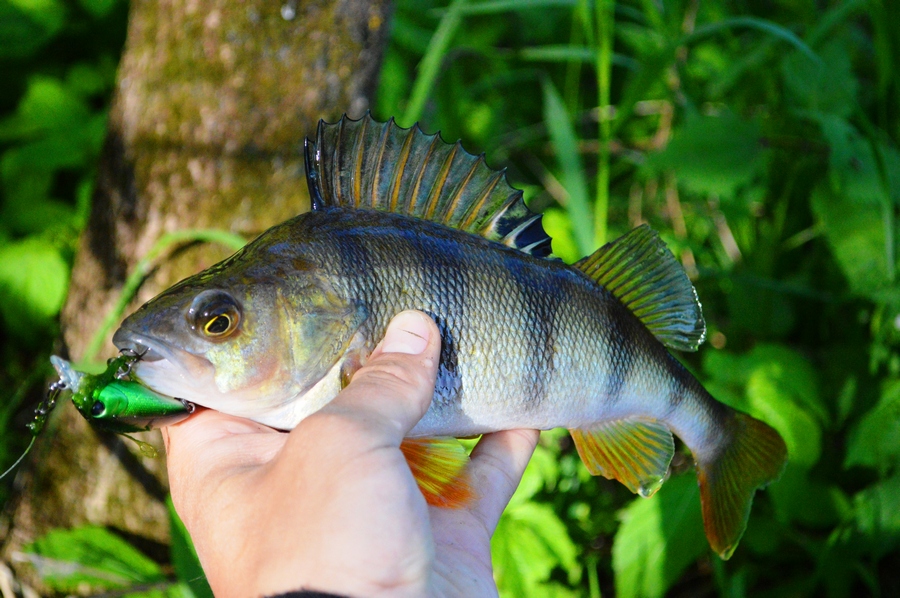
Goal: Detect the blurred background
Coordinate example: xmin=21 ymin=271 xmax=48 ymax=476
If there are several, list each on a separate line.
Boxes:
xmin=1 ymin=0 xmax=898 ymax=596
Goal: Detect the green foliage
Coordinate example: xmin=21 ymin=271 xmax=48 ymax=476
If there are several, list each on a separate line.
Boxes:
xmin=4 ymin=0 xmax=900 ymax=596
xmin=612 ymin=474 xmax=706 ymax=598
xmin=23 ymin=525 xmax=165 ymax=593
xmin=493 ymin=443 xmax=581 ymax=596
xmin=377 ymin=0 xmax=900 ymax=595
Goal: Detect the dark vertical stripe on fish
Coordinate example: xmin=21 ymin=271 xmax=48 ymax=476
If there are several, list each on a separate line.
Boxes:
xmin=326 ymin=212 xmax=377 ymax=327
xmin=603 ymin=298 xmax=636 ymax=405
xmin=502 ymin=252 xmax=560 ymax=408
xmin=400 ymin=223 xmax=466 ymax=410
xmin=663 ymin=353 xmax=688 ymax=411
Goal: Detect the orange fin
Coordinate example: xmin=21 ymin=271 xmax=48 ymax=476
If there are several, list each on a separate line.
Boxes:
xmin=570 ymin=418 xmax=674 ymax=498
xmin=400 ymin=437 xmax=474 ymax=508
xmin=697 ymin=412 xmax=787 ymax=559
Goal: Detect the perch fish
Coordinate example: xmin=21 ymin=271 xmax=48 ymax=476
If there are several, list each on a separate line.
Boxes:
xmin=112 ymin=114 xmax=787 ymax=559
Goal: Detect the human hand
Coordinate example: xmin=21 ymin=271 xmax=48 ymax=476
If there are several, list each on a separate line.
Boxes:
xmin=163 ymin=310 xmax=540 ymax=597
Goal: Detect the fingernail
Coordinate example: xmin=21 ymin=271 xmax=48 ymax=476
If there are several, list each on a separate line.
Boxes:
xmin=381 ymin=311 xmax=431 ymax=355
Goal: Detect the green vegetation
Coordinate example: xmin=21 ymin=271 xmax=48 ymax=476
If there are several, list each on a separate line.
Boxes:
xmin=2 ymin=0 xmax=899 ymax=596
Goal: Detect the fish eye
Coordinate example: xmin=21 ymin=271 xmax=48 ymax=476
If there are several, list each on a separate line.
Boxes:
xmin=188 ymin=290 xmax=242 ymax=340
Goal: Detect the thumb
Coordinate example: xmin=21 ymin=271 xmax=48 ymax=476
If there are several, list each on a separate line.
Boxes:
xmin=320 ymin=310 xmax=442 ymax=441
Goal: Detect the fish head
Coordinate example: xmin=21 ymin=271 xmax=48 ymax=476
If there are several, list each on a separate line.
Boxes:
xmin=112 ymin=250 xmax=366 ymax=425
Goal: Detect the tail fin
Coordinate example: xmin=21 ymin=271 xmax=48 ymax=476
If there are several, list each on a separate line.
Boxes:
xmin=697 ymin=412 xmax=787 ymax=559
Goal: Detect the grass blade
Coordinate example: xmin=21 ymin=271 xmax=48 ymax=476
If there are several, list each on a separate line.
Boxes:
xmin=401 ymin=0 xmax=468 ymax=126
xmin=687 ymin=16 xmax=820 ymax=64
xmin=541 ymin=78 xmax=594 ymax=256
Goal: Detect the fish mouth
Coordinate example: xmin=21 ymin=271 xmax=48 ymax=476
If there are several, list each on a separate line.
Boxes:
xmin=112 ymin=327 xmax=172 ymax=363
xmin=112 ymin=326 xmax=219 ymax=401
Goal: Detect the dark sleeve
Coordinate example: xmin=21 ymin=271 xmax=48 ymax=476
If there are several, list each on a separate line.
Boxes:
xmin=267 ymin=592 xmax=349 ymax=598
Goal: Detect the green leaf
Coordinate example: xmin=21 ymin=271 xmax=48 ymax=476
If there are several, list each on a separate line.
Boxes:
xmin=79 ymin=0 xmax=118 ymax=18
xmin=0 ymin=237 xmax=69 ymax=344
xmin=811 ymin=182 xmax=891 ymax=297
xmin=767 ymin=465 xmax=848 ymax=527
xmin=646 ymin=111 xmax=763 ymax=199
xmin=23 ymin=525 xmax=165 ymax=593
xmin=687 ymin=16 xmax=820 ymax=65
xmin=493 ymin=501 xmax=581 ymax=596
xmin=400 ymin=0 xmax=467 ymax=126
xmin=703 ymin=344 xmax=823 ymax=468
xmin=781 ymin=39 xmax=857 ymax=118
xmin=0 ymin=75 xmax=90 ymax=140
xmin=854 ymin=473 xmax=900 ymax=558
xmin=168 ymin=498 xmax=213 ymax=598
xmin=0 ymin=0 xmax=65 ymax=58
xmin=612 ymin=473 xmax=707 ymax=598
xmin=810 ymin=114 xmax=897 ymax=206
xmin=541 ymin=207 xmax=581 ymax=263
xmin=541 ymin=78 xmax=594 ymax=255
xmin=845 ymin=381 xmax=900 ymax=474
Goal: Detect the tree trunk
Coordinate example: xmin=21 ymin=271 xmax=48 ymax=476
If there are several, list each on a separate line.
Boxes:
xmin=1 ymin=0 xmax=390 ymax=590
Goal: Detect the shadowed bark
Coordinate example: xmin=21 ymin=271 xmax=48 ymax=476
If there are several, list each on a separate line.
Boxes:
xmin=1 ymin=0 xmax=390 ymax=591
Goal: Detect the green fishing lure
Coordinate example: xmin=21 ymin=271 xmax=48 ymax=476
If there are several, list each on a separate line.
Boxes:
xmin=1 ymin=353 xmax=194 ymax=480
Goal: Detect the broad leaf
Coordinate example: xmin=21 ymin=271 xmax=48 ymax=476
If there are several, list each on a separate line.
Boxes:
xmin=0 ymin=238 xmax=69 ymax=344
xmin=24 ymin=525 xmax=165 ymax=593
xmin=612 ymin=473 xmax=706 ymax=598
xmin=645 ymin=111 xmax=763 ymax=199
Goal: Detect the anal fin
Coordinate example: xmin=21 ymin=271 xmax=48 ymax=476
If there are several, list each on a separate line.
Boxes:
xmin=570 ymin=418 xmax=675 ymax=498
xmin=400 ymin=437 xmax=474 ymax=508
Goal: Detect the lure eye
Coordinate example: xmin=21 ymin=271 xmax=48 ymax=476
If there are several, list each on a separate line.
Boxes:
xmin=91 ymin=401 xmax=105 ymax=417
xmin=188 ymin=290 xmax=242 ymax=340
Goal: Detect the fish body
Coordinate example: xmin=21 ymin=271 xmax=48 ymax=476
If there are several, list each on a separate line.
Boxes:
xmin=113 ymin=114 xmax=786 ymax=558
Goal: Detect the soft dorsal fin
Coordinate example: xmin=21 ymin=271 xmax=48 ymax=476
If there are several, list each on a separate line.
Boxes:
xmin=304 ymin=113 xmax=553 ymax=258
xmin=576 ymin=225 xmax=706 ymax=351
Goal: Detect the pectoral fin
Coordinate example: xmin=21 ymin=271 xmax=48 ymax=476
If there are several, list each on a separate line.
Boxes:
xmin=400 ymin=437 xmax=474 ymax=508
xmin=570 ymin=418 xmax=675 ymax=498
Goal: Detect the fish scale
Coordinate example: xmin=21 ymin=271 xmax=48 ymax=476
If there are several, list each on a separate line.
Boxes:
xmin=113 ymin=113 xmax=787 ymax=559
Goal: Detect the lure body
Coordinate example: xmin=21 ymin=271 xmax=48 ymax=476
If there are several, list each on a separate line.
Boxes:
xmin=50 ymin=356 xmax=192 ymax=434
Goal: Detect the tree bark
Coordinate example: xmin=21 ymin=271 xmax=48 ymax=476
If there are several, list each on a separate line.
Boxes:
xmin=1 ymin=0 xmax=390 ymax=591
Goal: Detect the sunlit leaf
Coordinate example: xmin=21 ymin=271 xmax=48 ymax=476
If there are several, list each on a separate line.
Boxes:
xmin=0 ymin=75 xmax=90 ymax=140
xmin=811 ymin=182 xmax=891 ymax=297
xmin=541 ymin=207 xmax=581 ymax=263
xmin=612 ymin=473 xmax=707 ymax=598
xmin=0 ymin=237 xmax=69 ymax=344
xmin=168 ymin=498 xmax=213 ymax=598
xmin=24 ymin=525 xmax=165 ymax=593
xmin=494 ymin=501 xmax=580 ymax=596
xmin=541 ymin=78 xmax=593 ymax=255
xmin=703 ymin=344 xmax=823 ymax=468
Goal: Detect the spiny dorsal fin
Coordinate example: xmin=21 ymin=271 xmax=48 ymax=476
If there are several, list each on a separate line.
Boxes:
xmin=304 ymin=113 xmax=553 ymax=258
xmin=576 ymin=225 xmax=706 ymax=351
